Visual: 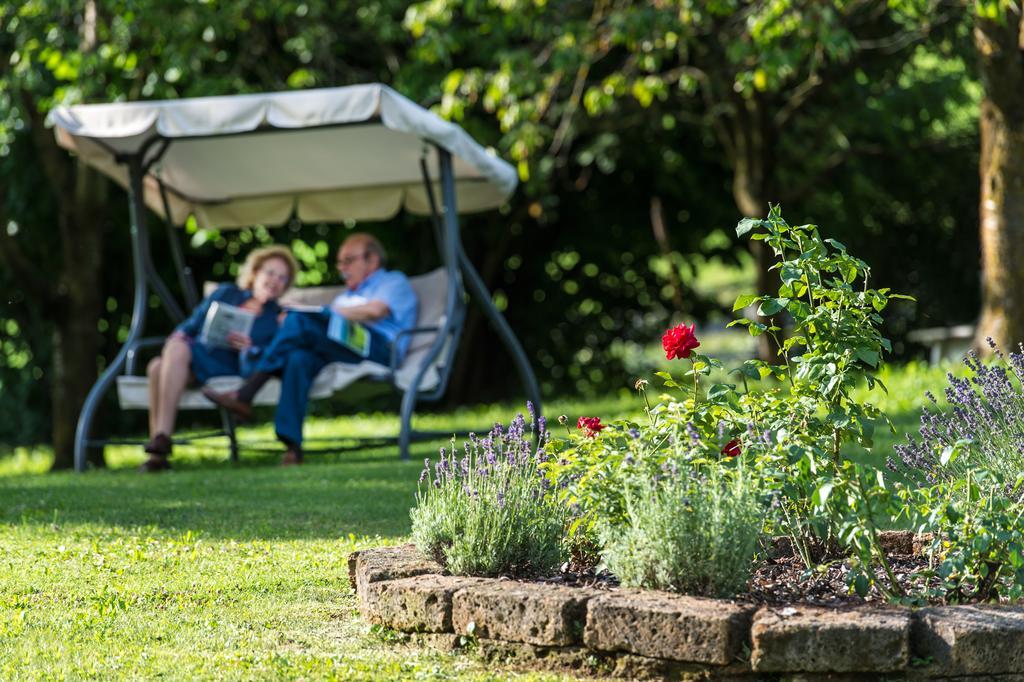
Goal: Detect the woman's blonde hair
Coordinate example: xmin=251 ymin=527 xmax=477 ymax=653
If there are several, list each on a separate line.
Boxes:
xmin=236 ymin=245 xmax=300 ymax=294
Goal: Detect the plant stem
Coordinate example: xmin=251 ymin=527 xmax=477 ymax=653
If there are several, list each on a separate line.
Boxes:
xmin=855 ymin=474 xmax=904 ymax=599
xmin=780 ymin=501 xmax=815 ymax=570
xmin=640 ymin=386 xmax=657 ymax=427
xmin=691 ymin=358 xmax=699 ymax=404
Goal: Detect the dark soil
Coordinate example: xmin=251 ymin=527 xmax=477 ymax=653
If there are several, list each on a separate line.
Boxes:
xmin=738 ymin=552 xmax=934 ymax=606
xmin=526 ymin=532 xmax=959 ymax=606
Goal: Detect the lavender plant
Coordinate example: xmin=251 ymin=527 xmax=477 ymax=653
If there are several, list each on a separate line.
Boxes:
xmin=893 ymin=342 xmax=1024 ymax=601
xmin=601 ymin=462 xmax=763 ymax=597
xmin=410 ymin=407 xmax=567 ymax=577
xmin=894 ymin=342 xmax=1024 ymax=492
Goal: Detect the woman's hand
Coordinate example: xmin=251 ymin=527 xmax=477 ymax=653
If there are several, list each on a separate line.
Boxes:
xmin=226 ymin=332 xmax=253 ymax=352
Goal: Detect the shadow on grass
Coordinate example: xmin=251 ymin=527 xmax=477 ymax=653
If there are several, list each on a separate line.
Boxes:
xmin=0 ymin=442 xmax=432 ymax=542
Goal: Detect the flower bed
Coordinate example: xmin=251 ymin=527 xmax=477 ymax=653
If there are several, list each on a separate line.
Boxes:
xmin=349 ymin=544 xmax=1024 ymax=679
xmin=374 ymin=209 xmax=1024 ymax=676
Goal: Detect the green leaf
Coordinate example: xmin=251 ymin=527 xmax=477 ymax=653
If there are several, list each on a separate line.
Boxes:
xmin=854 ymin=349 xmax=879 ymax=367
xmin=815 ymin=482 xmax=834 ymax=506
xmin=736 ymin=218 xmax=761 ymax=237
xmin=828 ymin=412 xmax=851 ymax=428
xmin=732 ymin=294 xmax=758 ymax=311
xmin=780 ymin=264 xmax=801 ymax=285
xmin=707 ymin=383 xmax=733 ymax=401
xmin=739 ymin=361 xmax=762 ymax=381
xmin=854 ymin=573 xmax=870 ymax=597
xmin=757 ymin=297 xmax=789 ymax=316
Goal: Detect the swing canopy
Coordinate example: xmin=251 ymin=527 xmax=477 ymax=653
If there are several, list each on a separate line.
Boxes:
xmin=49 ymin=83 xmax=540 ymax=472
xmin=49 ymin=83 xmax=518 ymax=228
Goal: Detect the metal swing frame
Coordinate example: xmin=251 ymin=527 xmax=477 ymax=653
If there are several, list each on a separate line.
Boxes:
xmin=72 ymin=127 xmax=542 ymax=472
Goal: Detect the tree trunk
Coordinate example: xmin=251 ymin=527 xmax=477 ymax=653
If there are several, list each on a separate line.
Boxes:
xmin=731 ymin=95 xmax=783 ymax=362
xmin=49 ymin=164 xmax=108 ymax=470
xmin=973 ymin=13 xmax=1024 ymax=354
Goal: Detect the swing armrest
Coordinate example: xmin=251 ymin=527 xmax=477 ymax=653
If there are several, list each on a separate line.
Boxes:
xmin=125 ymin=337 xmax=169 ymax=376
xmin=390 ymin=325 xmax=441 ymax=370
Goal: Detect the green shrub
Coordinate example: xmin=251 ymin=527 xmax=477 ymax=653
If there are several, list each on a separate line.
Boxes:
xmin=548 ymin=206 xmax=914 ymax=600
xmin=601 ymin=463 xmax=763 ymax=597
xmin=410 ymin=410 xmax=566 ymax=577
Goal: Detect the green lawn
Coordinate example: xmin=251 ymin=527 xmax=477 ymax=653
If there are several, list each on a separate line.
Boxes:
xmin=0 ymin=364 xmax=956 ymax=680
xmin=0 ymin=396 xmax=637 ymax=681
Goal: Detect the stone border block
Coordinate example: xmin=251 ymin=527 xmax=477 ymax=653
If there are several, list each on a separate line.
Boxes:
xmin=751 ymin=606 xmax=910 ymax=673
xmin=361 ymin=574 xmax=486 ymax=632
xmin=913 ymin=605 xmax=1024 ymax=676
xmin=584 ymin=589 xmax=754 ymax=665
xmin=452 ymin=581 xmax=597 ymax=646
xmin=351 ymin=544 xmax=444 ymax=597
xmin=349 ymin=546 xmax=1024 ymax=679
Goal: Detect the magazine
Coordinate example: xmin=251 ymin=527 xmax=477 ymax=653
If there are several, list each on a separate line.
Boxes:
xmin=199 ymin=301 xmax=256 ymax=349
xmin=326 ymin=311 xmax=372 ymax=357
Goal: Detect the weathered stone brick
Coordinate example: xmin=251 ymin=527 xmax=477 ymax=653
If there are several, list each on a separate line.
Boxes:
xmin=475 ymin=638 xmax=608 ymax=675
xmin=361 ymin=574 xmax=486 ymax=632
xmin=452 ymin=581 xmax=597 ymax=646
xmin=584 ymin=589 xmax=754 ymax=665
xmin=912 ymin=605 xmax=1024 ymax=676
xmin=351 ymin=544 xmax=444 ymax=598
xmin=751 ymin=606 xmax=910 ymax=673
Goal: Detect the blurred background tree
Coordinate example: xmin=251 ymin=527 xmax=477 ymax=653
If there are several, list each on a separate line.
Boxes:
xmin=0 ymin=1 xmax=996 ymax=466
xmin=971 ymin=2 xmax=1024 ymax=354
xmin=403 ymin=0 xmax=969 ymax=361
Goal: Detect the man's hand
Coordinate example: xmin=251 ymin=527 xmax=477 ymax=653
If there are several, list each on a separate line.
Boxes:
xmin=331 ymin=300 xmax=390 ymax=322
xmin=226 ymin=331 xmax=253 ymax=351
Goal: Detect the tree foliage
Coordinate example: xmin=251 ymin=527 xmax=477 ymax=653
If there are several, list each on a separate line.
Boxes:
xmin=0 ymin=0 xmax=989 ymax=455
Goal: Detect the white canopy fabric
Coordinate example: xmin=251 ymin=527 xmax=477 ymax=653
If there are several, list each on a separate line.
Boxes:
xmin=47 ymin=84 xmax=518 ymax=228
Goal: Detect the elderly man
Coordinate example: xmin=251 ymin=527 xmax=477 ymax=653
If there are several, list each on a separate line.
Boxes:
xmin=204 ymin=233 xmax=418 ymax=464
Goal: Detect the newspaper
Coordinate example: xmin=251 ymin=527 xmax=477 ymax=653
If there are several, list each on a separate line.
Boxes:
xmin=326 ymin=311 xmax=371 ymax=357
xmin=199 ymin=301 xmax=256 ymax=349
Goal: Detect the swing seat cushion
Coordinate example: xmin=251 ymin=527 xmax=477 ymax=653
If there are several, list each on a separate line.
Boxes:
xmin=115 ymin=268 xmax=450 ymax=410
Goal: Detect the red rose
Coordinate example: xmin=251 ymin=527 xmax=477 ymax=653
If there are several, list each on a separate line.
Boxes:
xmin=721 ymin=439 xmax=741 ymax=458
xmin=662 ymin=323 xmax=700 ymax=360
xmin=577 ymin=416 xmax=605 ymax=438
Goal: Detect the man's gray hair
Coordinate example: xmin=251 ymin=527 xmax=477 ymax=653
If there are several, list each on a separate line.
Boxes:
xmin=346 ymin=232 xmax=388 ymax=268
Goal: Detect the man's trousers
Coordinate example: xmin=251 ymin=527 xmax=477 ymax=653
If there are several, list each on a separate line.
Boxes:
xmin=253 ymin=310 xmax=391 ymax=446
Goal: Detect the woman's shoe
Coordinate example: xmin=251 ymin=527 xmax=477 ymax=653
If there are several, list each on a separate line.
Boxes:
xmin=138 ymin=454 xmax=172 ymax=473
xmin=144 ymin=432 xmax=173 ymax=456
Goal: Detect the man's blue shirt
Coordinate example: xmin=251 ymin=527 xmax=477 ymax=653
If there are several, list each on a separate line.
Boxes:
xmin=331 ymin=269 xmax=418 ymax=359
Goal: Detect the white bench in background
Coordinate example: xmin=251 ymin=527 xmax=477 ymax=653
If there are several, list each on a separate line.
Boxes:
xmin=906 ymin=324 xmax=975 ymax=365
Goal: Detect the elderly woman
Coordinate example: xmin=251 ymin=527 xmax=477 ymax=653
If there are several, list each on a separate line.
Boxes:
xmin=140 ymin=245 xmax=299 ymax=472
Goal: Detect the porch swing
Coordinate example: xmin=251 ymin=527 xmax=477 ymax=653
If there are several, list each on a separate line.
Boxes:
xmin=48 ymin=84 xmax=542 ymax=472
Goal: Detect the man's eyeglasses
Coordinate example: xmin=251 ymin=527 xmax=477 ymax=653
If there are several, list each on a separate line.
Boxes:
xmin=336 ymin=252 xmax=368 ymax=267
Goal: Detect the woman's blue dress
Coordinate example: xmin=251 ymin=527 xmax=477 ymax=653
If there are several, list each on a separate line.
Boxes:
xmin=174 ymin=284 xmax=282 ymax=383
